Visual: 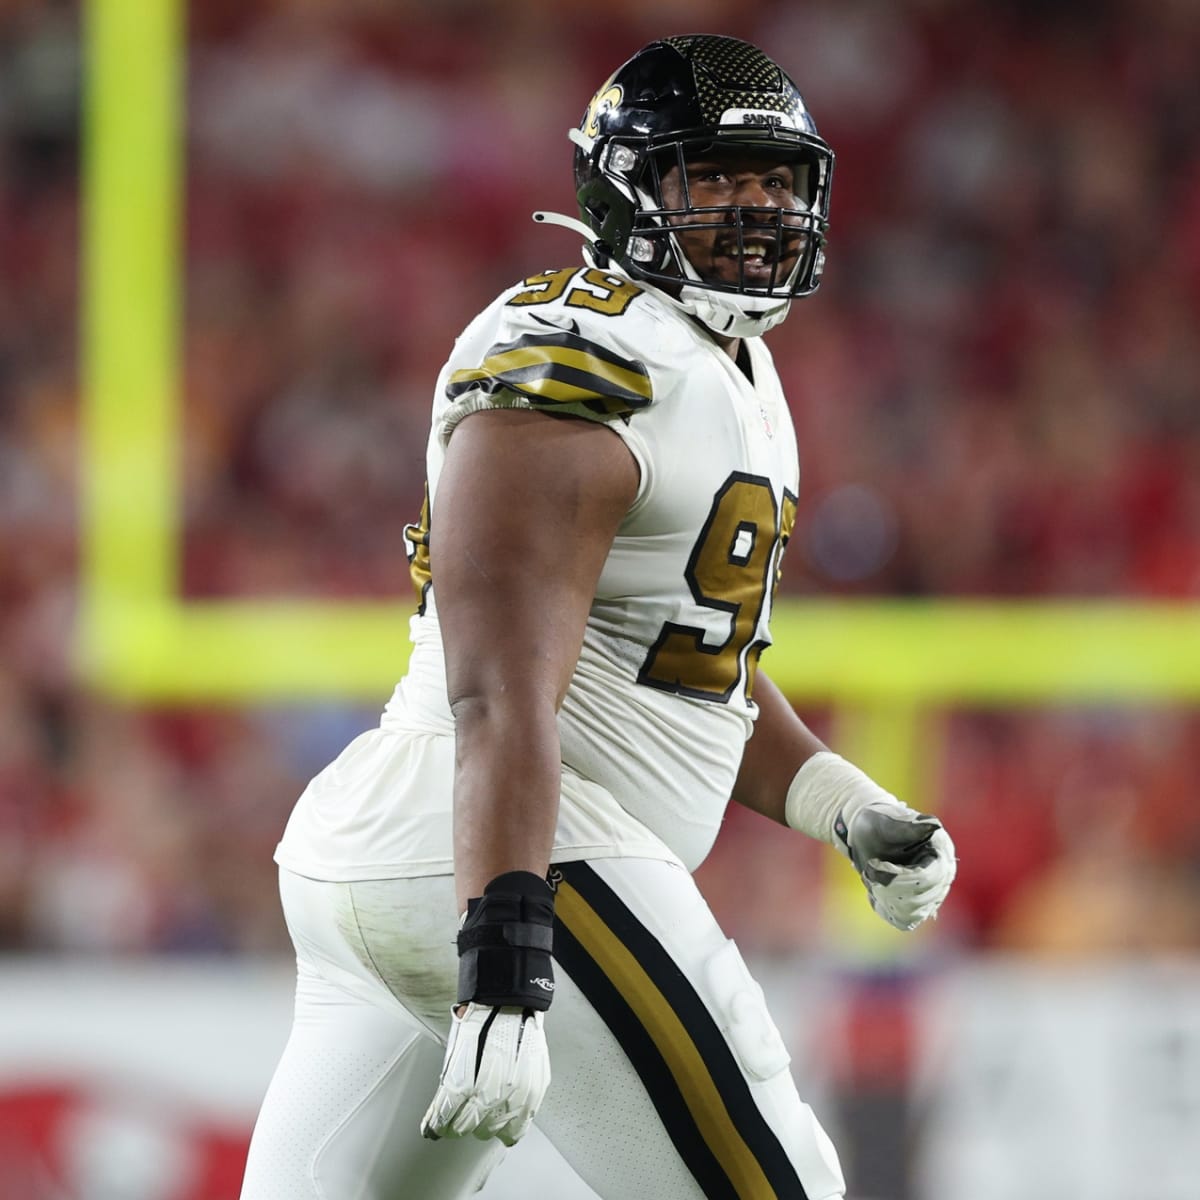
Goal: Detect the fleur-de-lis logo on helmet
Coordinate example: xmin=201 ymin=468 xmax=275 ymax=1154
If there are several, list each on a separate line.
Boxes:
xmin=583 ymin=80 xmax=623 ymax=139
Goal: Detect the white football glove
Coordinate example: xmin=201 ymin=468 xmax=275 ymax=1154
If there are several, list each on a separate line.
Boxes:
xmin=835 ymin=801 xmax=957 ymax=931
xmin=420 ymin=1003 xmax=550 ymax=1147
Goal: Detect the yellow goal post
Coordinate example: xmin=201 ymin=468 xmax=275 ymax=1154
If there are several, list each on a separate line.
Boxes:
xmin=80 ymin=0 xmax=1200 ymax=954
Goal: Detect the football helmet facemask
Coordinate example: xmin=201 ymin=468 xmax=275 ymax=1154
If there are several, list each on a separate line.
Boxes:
xmin=541 ymin=35 xmax=834 ymax=338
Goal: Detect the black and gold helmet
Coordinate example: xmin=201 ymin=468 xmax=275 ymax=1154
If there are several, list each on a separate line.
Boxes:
xmin=567 ymin=34 xmax=834 ymax=337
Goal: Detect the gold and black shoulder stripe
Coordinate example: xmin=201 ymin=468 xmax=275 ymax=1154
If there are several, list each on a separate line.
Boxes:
xmin=445 ymin=329 xmax=652 ymax=418
xmin=551 ymin=861 xmax=808 ymax=1200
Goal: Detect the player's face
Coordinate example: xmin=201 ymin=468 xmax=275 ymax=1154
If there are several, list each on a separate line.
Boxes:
xmin=658 ymin=150 xmax=809 ymax=290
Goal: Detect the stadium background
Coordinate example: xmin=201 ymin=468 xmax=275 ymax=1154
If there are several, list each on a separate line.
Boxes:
xmin=2 ymin=0 xmax=1199 ymax=1196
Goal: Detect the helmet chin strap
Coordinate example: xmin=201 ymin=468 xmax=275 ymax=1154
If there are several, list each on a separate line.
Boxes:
xmin=675 ymin=285 xmax=792 ymax=338
xmin=669 ymin=232 xmax=792 ymax=338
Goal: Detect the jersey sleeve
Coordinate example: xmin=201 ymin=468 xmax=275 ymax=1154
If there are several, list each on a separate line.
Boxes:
xmin=434 ymin=269 xmax=658 ymax=445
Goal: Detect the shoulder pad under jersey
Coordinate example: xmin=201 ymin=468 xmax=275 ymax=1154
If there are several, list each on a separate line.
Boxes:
xmin=445 ymin=267 xmax=658 ymax=419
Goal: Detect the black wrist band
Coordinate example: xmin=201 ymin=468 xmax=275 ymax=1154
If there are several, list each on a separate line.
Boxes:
xmin=456 ymin=871 xmax=556 ymax=1010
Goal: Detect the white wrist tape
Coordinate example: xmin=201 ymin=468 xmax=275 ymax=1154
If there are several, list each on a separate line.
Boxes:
xmin=784 ymin=750 xmax=898 ymax=846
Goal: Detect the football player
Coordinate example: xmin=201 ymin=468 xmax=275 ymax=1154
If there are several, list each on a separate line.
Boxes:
xmin=241 ymin=34 xmax=956 ymax=1200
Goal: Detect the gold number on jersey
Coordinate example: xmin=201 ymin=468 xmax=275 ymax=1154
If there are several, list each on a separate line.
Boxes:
xmin=566 ymin=269 xmax=641 ymax=315
xmin=776 ymin=491 xmax=798 ymax=593
xmin=507 ymin=268 xmax=575 ymax=308
xmin=404 ymin=483 xmax=432 ymax=613
xmin=639 ymin=474 xmax=787 ymax=703
xmin=508 ymin=267 xmax=640 ymax=317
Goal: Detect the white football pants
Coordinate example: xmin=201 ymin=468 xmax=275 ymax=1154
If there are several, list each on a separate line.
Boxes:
xmin=239 ymin=860 xmax=845 ymax=1200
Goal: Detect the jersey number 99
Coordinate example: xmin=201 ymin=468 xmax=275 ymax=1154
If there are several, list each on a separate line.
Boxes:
xmin=639 ymin=473 xmax=797 ymax=704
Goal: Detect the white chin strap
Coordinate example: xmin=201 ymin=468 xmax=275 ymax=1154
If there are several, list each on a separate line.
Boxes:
xmin=672 ymin=232 xmax=793 ymax=338
xmin=674 ymin=285 xmax=792 ymax=338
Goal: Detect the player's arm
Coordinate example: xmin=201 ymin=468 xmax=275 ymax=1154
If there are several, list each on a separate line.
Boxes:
xmin=732 ymin=670 xmax=958 ymax=932
xmin=420 ymin=405 xmax=638 ymax=1147
xmin=731 ymin=671 xmax=827 ymax=824
xmin=433 ymin=406 xmax=638 ymax=912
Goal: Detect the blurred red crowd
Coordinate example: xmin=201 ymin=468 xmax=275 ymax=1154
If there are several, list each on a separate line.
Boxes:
xmin=1 ymin=0 xmax=1199 ymax=958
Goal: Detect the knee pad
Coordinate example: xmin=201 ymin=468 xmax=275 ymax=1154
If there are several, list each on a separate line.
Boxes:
xmin=703 ymin=938 xmax=792 ymax=1082
xmin=703 ymin=940 xmax=846 ymax=1197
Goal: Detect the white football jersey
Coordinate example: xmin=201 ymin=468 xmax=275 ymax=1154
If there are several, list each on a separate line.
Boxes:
xmin=276 ymin=264 xmax=800 ymax=881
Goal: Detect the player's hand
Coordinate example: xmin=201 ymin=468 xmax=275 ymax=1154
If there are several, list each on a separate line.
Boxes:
xmin=420 ymin=1003 xmax=550 ymax=1147
xmin=835 ymin=801 xmax=957 ymax=931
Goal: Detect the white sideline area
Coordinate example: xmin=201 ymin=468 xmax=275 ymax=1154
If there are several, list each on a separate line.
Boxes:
xmin=0 ymin=958 xmax=1197 ymax=1199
